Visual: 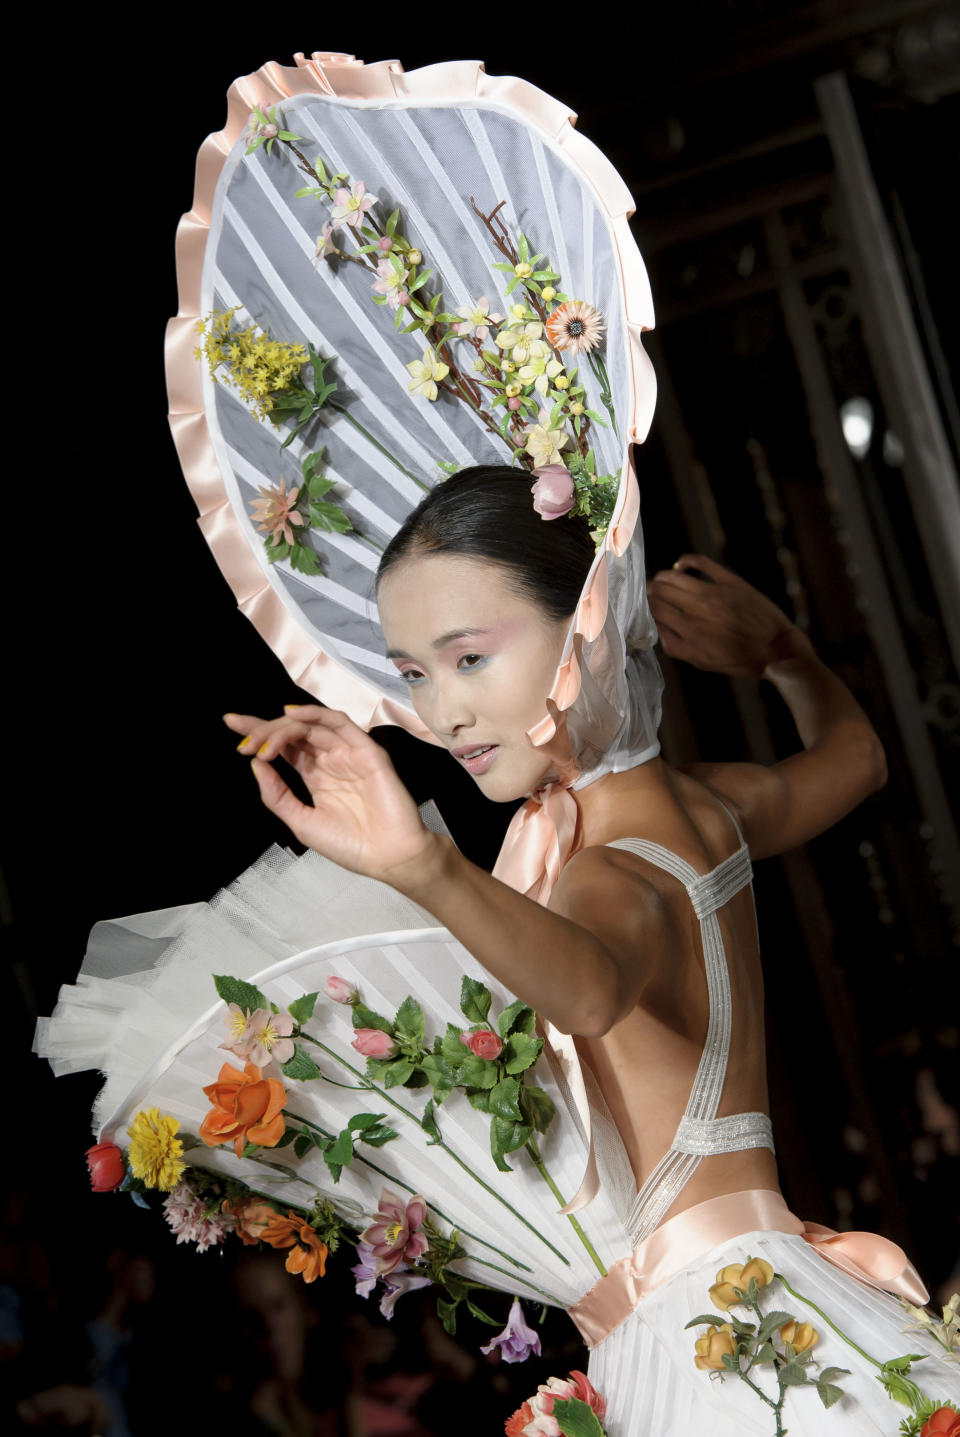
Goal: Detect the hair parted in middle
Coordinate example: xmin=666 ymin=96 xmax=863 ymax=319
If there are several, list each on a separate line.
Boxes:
xmin=376 ymin=466 xmax=595 ymax=624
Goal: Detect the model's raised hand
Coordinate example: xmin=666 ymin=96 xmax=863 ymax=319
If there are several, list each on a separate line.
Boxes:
xmin=222 ymin=706 xmax=436 ymax=885
xmin=648 ymin=554 xmax=799 ymax=678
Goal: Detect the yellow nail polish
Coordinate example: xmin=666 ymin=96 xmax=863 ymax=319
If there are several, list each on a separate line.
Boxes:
xmin=257 ymin=742 xmax=270 ymax=756
xmin=236 ymin=738 xmax=250 ymax=751
xmin=284 ymin=704 xmax=300 ymax=711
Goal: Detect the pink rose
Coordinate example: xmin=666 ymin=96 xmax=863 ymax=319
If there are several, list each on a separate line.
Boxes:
xmin=324 ymin=975 xmax=357 ymax=1004
xmin=352 ymin=1028 xmax=398 ymax=1058
xmin=460 ymin=1028 xmax=503 ymax=1061
xmin=528 ymin=1372 xmax=607 ymax=1429
xmin=530 ymin=465 xmax=575 ymax=520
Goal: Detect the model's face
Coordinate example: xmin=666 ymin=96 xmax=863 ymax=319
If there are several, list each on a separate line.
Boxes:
xmin=378 ymin=553 xmax=570 ymax=802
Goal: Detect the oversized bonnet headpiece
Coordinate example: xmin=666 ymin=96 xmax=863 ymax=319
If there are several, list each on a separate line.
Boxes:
xmin=167 ymin=50 xmax=662 ymax=899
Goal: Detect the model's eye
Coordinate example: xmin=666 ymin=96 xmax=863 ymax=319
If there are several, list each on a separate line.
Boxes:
xmin=457 ymin=653 xmax=487 ymax=671
xmin=398 ymin=668 xmax=426 ymax=686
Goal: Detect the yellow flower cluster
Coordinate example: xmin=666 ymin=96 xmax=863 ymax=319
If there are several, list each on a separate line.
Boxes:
xmin=709 ymin=1256 xmax=775 ymax=1310
xmin=194 ymin=309 xmax=307 ymax=422
xmin=127 ymin=1108 xmax=186 ymax=1192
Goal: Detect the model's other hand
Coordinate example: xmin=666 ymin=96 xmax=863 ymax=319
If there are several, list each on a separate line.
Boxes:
xmin=648 ymin=554 xmax=799 ymax=678
xmin=223 ymin=706 xmax=435 ymax=885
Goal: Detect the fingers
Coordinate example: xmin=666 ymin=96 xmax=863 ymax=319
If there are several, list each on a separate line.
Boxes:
xmin=249 ymin=759 xmax=314 ymax=844
xmin=224 ymin=706 xmax=367 ymax=756
xmin=671 ymin=554 xmax=735 ymax=583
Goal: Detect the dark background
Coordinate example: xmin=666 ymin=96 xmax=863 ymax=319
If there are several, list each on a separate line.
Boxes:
xmin=6 ymin=5 xmax=959 ymax=1431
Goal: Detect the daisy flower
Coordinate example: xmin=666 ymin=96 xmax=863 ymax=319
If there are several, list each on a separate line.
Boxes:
xmin=545 ymin=300 xmax=605 ymax=354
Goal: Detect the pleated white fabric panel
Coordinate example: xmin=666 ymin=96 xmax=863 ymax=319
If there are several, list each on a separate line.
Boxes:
xmin=588 ymin=1229 xmax=960 ymax=1434
xmin=35 ymin=844 xmax=634 ymax=1310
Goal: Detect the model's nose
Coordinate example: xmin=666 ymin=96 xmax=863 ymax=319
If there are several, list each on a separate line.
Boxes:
xmin=428 ymin=674 xmax=475 ymax=738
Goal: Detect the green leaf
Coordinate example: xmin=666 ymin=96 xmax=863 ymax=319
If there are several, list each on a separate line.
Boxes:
xmin=459 ymin=1056 xmax=499 ymax=1090
xmin=309 ymin=501 xmax=352 ymax=533
xmin=383 ymin=1057 xmax=415 ymax=1088
xmin=756 ymin=1310 xmax=795 ymax=1341
xmin=323 ymin=1160 xmax=344 ymax=1184
xmin=497 ymin=1000 xmax=535 ymax=1037
xmin=552 ymin=1398 xmax=607 ymax=1437
xmin=752 ymin=1341 xmax=777 ymax=1365
xmin=437 ymin=1297 xmax=459 ymax=1334
xmin=288 ymin=991 xmax=318 ymax=1025
xmin=282 ymin=1043 xmax=323 ymax=1081
xmin=289 ymin=543 xmax=322 ymax=576
xmin=780 ymin=1363 xmax=809 ymax=1386
xmin=347 ymin=1112 xmax=385 ymax=1132
xmin=273 ymin=1127 xmax=299 ymax=1148
xmin=467 ymin=1088 xmax=493 ymax=1113
xmin=720 ymin=1352 xmax=739 ymax=1371
xmin=817 ymin=1383 xmax=845 ymax=1409
xmin=241 ymin=1143 xmax=261 ymax=1157
xmin=361 ymin=1125 xmax=399 ymax=1147
xmin=818 ymin=1368 xmax=850 ymax=1384
xmin=327 ymin=1129 xmax=355 ymax=1166
xmin=490 ymin=1076 xmax=523 ymax=1122
xmin=421 ymin=1099 xmax=441 ymax=1143
xmin=293 ymin=1134 xmax=313 ymax=1159
xmin=352 ymin=1004 xmax=394 ymax=1035
xmin=684 ymin=1314 xmax=726 ymax=1329
xmin=490 ymin=1116 xmax=532 ymax=1171
xmin=517 ymin=233 xmax=529 ymax=262
xmin=386 ymin=207 xmax=399 ymax=236
xmin=465 ymin=1299 xmax=501 ymax=1326
xmin=460 ymin=976 xmax=492 ymax=1024
xmin=884 ymin=1355 xmax=926 ymax=1372
xmin=520 ymin=1084 xmax=556 ymax=1134
xmin=440 ymin=1023 xmax=468 ymax=1064
xmin=214 ymin=975 xmax=269 ymax=1012
xmin=395 ymin=996 xmax=425 ymax=1047
xmin=503 ymin=1032 xmax=543 ymax=1075
xmin=421 ymin=1052 xmax=459 ymax=1098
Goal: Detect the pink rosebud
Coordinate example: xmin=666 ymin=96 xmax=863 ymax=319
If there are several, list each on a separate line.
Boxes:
xmin=85 ymin=1141 xmax=126 ymax=1192
xmin=378 ymin=236 xmax=394 ymax=251
xmin=397 ymin=291 xmax=410 ymax=307
xmin=459 ymin=1028 xmax=503 ymax=1061
xmin=530 ymin=465 xmax=576 ymax=520
xmin=261 ymin=123 xmax=278 ymax=140
xmin=507 ymin=396 xmax=522 ymax=411
xmin=324 ymin=975 xmax=357 ymax=1004
xmin=352 ymin=1028 xmax=398 ymax=1059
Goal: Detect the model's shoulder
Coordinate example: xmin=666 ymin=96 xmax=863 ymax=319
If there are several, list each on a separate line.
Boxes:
xmin=550 ymin=842 xmax=667 ymax=927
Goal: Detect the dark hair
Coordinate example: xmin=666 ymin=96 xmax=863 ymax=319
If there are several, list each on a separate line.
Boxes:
xmin=376 ymin=465 xmax=595 ymax=622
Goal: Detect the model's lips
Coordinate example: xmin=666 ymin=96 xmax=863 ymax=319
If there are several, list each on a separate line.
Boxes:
xmin=451 ymin=743 xmax=500 ymax=775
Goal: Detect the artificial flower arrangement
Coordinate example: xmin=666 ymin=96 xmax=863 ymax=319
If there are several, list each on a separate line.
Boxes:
xmin=687 ymin=1256 xmax=960 ymax=1437
xmin=194 ymin=102 xmax=622 ymax=581
xmin=87 ymin=971 xmax=604 ymax=1370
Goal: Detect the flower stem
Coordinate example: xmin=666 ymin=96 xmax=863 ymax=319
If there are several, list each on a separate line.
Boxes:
xmin=525 ymin=1141 xmax=606 ymax=1277
xmin=296 ymin=1038 xmax=570 ymax=1265
xmin=588 ymin=352 xmax=619 ymax=439
xmin=327 ymin=402 xmax=430 ymax=490
xmin=457 ymin=1255 xmax=563 ymax=1307
xmin=774 ymin=1272 xmax=881 ymax=1369
xmin=288 ymin=1113 xmax=533 ymax=1272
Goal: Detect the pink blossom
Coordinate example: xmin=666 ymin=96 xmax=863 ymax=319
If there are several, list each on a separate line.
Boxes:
xmin=330 ymin=180 xmax=378 ymax=229
xmin=352 ymin=1240 xmax=378 ymax=1298
xmin=249 ymin=480 xmax=304 ymax=546
xmin=460 ymin=1028 xmax=503 ymax=1061
xmin=480 ymin=1298 xmax=541 ymax=1363
xmin=378 ymin=236 xmax=394 ymax=252
xmin=525 ymin=1372 xmax=607 ymax=1434
xmin=316 ymin=222 xmax=339 ymax=261
xmin=530 ymin=465 xmax=576 ymax=521
xmin=163 ymin=1180 xmax=234 ymax=1253
xmin=221 ymin=1005 xmax=295 ymax=1066
xmin=325 ymin=975 xmax=357 ymax=1004
xmin=360 ymin=1188 xmax=428 ymax=1275
xmin=372 ymin=256 xmax=410 ymax=309
xmin=351 ymin=1028 xmax=398 ymax=1059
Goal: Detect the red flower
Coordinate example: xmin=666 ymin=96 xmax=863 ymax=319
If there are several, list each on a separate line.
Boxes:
xmin=505 ymin=1401 xmax=534 ymax=1436
xmin=921 ymin=1408 xmax=960 ymax=1437
xmin=460 ymin=1028 xmax=504 ymax=1061
xmin=85 ymin=1142 xmax=125 ymax=1192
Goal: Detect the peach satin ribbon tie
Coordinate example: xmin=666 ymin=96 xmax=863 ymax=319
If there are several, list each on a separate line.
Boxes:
xmin=566 ymin=1190 xmax=929 ymax=1349
xmin=800 ymin=1223 xmax=929 ymax=1307
xmin=491 ymin=781 xmax=581 ymax=905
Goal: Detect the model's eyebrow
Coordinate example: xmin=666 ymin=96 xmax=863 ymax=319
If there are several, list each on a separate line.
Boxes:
xmin=386 ymin=626 xmax=493 ymax=660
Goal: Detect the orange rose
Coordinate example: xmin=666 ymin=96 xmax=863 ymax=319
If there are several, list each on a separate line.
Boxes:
xmin=921 ymin=1406 xmax=960 ymax=1437
xmin=694 ymin=1322 xmax=737 ymax=1371
xmin=780 ymin=1320 xmax=818 ymax=1353
xmin=199 ymin=1060 xmax=286 ymax=1158
xmin=709 ymin=1257 xmax=775 ymax=1310
xmin=221 ymin=1197 xmax=278 ymax=1246
xmin=260 ymin=1209 xmax=328 ymax=1284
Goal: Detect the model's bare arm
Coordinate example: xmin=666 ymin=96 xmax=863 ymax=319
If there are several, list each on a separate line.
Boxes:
xmin=648 ymin=555 xmax=887 ymax=859
xmin=222 ymin=707 xmax=658 ymax=1036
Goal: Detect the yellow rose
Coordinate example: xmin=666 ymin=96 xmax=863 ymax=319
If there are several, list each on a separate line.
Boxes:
xmin=708 ymin=1257 xmax=775 ymax=1310
xmin=780 ymin=1320 xmax=818 ymax=1352
xmin=694 ymin=1323 xmax=737 ymax=1371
